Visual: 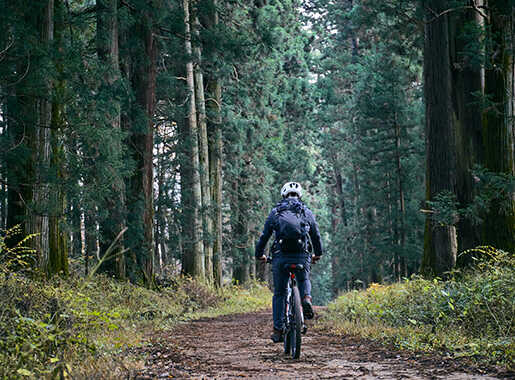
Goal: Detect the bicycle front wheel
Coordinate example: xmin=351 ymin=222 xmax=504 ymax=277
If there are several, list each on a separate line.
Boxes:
xmin=291 ymin=286 xmax=302 ymax=359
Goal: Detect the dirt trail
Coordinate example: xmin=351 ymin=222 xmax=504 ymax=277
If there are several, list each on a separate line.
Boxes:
xmin=135 ymin=308 xmax=512 ymax=379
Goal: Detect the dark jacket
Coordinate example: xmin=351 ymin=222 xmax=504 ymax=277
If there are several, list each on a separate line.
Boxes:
xmin=255 ymin=197 xmax=323 ymax=258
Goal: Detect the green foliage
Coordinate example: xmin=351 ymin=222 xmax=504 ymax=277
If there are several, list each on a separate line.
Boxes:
xmin=320 ymin=250 xmax=515 ymax=369
xmin=0 ymin=226 xmax=38 ymax=274
xmin=0 ymin=265 xmax=271 ymax=378
xmin=308 ymin=0 xmax=425 ymax=293
xmin=427 ymin=190 xmax=459 ymax=226
xmin=427 ymin=166 xmax=515 ymax=227
xmin=463 ymin=166 xmax=515 ymax=225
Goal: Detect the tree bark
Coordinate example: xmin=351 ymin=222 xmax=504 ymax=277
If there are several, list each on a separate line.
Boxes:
xmin=84 ymin=210 xmax=98 ymax=275
xmin=193 ymin=10 xmax=213 ymax=283
xmin=206 ymin=0 xmax=223 ymax=287
xmin=6 ymin=0 xmax=54 ymax=271
xmin=29 ymin=0 xmax=53 ymax=272
xmin=421 ymin=0 xmax=458 ymax=276
xmin=119 ymin=0 xmax=156 ymax=284
xmin=182 ymin=0 xmax=205 ymax=279
xmin=481 ymin=1 xmax=515 ymax=252
xmin=394 ymin=119 xmax=406 ymax=280
xmin=96 ymin=0 xmax=126 ymax=279
xmin=46 ymin=0 xmax=69 ymax=277
xmin=449 ymin=1 xmax=484 ymax=260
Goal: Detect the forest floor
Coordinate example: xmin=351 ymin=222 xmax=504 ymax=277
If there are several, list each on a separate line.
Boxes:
xmin=134 ymin=307 xmax=513 ymax=380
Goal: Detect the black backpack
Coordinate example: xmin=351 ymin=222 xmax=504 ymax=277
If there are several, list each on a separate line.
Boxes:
xmin=275 ymin=200 xmax=308 ymax=254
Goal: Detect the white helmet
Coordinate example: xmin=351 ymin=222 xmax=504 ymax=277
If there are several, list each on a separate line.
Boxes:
xmin=281 ymin=182 xmax=303 ymax=198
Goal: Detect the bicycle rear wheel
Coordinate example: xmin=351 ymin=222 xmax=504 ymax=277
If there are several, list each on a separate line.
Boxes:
xmin=283 ymin=326 xmax=291 ymax=354
xmin=290 ymin=286 xmax=302 ymax=359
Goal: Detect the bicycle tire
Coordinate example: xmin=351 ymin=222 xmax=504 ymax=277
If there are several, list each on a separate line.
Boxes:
xmin=283 ymin=325 xmax=291 ymax=354
xmin=283 ymin=292 xmax=291 ymax=355
xmin=291 ymin=285 xmax=302 ymax=359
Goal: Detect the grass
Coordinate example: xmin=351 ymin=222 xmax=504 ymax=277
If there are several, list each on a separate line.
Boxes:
xmin=0 ymin=269 xmax=271 ymax=379
xmin=318 ymin=248 xmax=514 ymax=370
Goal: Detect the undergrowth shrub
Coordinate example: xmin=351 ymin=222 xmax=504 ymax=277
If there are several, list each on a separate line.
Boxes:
xmin=320 ymin=247 xmax=514 ymax=369
xmin=0 ymin=264 xmax=271 ymax=378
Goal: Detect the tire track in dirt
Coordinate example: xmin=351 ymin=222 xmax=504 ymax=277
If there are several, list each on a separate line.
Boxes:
xmin=135 ymin=308 xmax=512 ymax=379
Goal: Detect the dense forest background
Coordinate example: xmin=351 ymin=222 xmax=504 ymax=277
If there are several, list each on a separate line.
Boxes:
xmin=0 ymin=0 xmax=513 ymax=304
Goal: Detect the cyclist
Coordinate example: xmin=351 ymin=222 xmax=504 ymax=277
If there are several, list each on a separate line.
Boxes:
xmin=255 ymin=182 xmax=323 ymax=343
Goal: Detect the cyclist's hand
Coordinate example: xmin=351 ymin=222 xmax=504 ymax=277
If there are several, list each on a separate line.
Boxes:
xmin=312 ymin=255 xmax=321 ymax=263
xmin=258 ymin=255 xmax=267 ymax=262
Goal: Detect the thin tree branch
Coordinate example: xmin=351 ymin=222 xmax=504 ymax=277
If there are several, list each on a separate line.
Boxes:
xmin=425 ymin=3 xmax=488 ymax=24
xmin=205 ymin=97 xmax=221 ymax=108
xmin=0 ymin=39 xmax=14 ymax=58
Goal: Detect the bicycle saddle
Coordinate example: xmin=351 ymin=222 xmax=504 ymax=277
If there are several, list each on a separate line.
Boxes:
xmin=284 ymin=263 xmax=304 ymax=272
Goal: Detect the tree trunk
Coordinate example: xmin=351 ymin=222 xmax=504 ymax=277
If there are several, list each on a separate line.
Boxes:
xmin=84 ymin=210 xmax=98 ymax=275
xmin=0 ymin=176 xmax=5 ymax=230
xmin=155 ymin=142 xmax=165 ymax=275
xmin=124 ymin=3 xmax=157 ymax=284
xmin=193 ymin=11 xmax=213 ymax=283
xmin=421 ymin=0 xmax=458 ymax=276
xmin=394 ymin=119 xmax=406 ymax=280
xmin=29 ymin=0 xmax=53 ymax=272
xmin=96 ymin=0 xmax=126 ymax=279
xmin=70 ymin=201 xmax=82 ymax=260
xmin=481 ymin=1 xmax=515 ymax=253
xmin=46 ymin=0 xmax=68 ymax=277
xmin=182 ymin=0 xmax=205 ymax=279
xmin=230 ymin=168 xmax=251 ymax=285
xmin=449 ymin=1 xmax=484 ymax=260
xmin=206 ymin=0 xmax=223 ymax=288
xmin=6 ymin=0 xmax=54 ymax=270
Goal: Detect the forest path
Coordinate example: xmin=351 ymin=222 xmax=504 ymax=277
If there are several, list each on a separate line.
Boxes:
xmin=135 ymin=308 xmax=509 ymax=379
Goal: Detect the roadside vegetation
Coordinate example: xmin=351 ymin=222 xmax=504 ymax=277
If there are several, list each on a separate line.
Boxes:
xmin=0 ymin=266 xmax=271 ymax=378
xmin=318 ymin=247 xmax=514 ymax=371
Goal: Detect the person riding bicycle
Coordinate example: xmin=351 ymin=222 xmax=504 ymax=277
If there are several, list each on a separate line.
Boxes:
xmin=255 ymin=182 xmax=323 ymax=343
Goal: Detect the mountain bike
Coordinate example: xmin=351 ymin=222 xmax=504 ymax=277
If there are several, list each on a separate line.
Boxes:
xmin=265 ymin=255 xmax=318 ymax=359
xmin=282 ymin=262 xmax=306 ymax=359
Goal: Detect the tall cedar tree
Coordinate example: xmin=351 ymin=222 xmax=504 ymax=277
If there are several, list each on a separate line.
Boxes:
xmin=421 ymin=0 xmax=458 ymax=276
xmin=96 ymin=0 xmax=127 ymax=278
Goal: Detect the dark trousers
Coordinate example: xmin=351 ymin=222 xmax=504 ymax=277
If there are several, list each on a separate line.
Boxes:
xmin=272 ymin=253 xmax=311 ymax=331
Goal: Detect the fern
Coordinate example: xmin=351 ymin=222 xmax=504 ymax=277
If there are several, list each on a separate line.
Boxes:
xmin=0 ymin=225 xmax=38 ymax=273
